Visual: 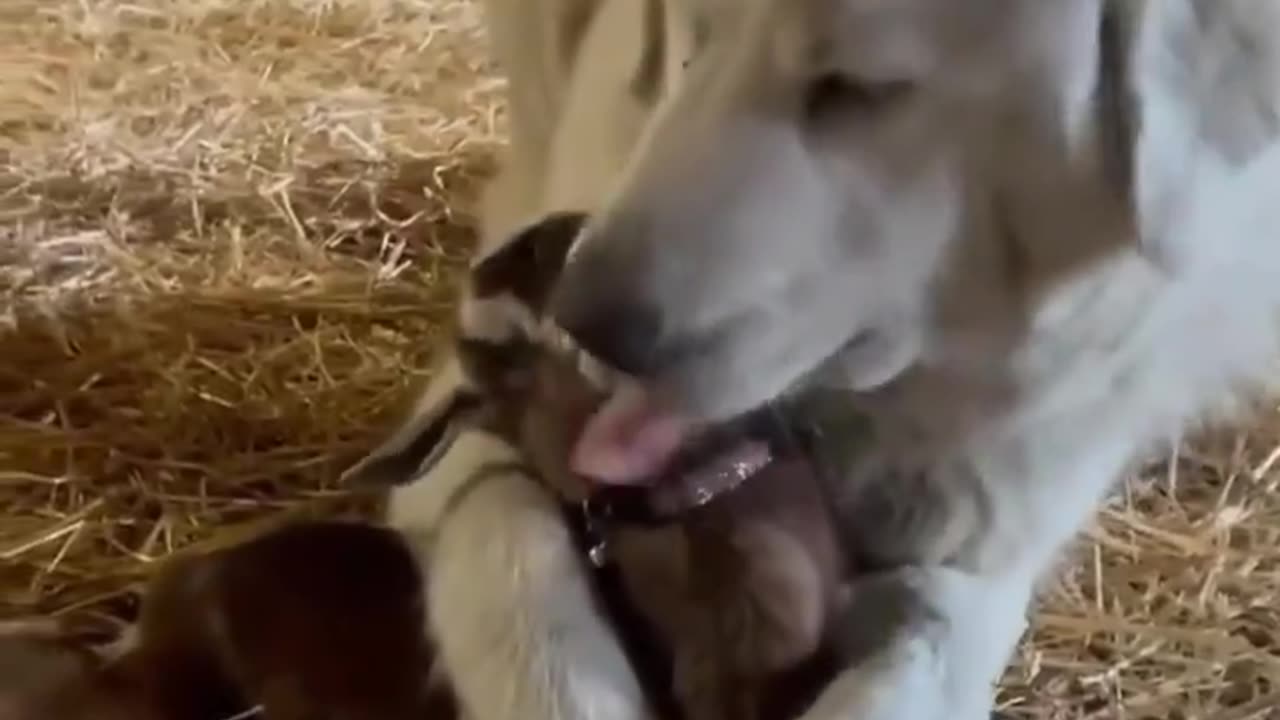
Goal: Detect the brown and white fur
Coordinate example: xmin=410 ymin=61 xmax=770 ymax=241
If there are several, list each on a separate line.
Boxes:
xmin=422 ymin=1 xmax=1280 ymax=720
xmin=346 ymin=214 xmax=849 ymax=720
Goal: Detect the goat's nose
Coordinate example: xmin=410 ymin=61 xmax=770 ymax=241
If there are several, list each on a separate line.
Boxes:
xmin=551 ymin=291 xmax=664 ymax=377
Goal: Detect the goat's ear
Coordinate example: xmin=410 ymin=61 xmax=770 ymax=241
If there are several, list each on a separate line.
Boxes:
xmin=341 ymin=355 xmax=483 ymax=488
xmin=1111 ymin=1 xmax=1280 ymax=272
xmin=469 ymin=211 xmax=588 ymax=312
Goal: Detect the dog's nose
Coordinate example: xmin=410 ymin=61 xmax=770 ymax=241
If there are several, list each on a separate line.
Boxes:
xmin=552 ymin=293 xmax=663 ymax=377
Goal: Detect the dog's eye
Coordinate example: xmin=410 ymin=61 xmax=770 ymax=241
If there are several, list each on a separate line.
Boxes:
xmin=804 ymin=72 xmax=914 ymax=120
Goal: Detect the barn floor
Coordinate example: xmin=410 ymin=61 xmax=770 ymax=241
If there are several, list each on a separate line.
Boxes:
xmin=1 ymin=2 xmax=1278 ymax=718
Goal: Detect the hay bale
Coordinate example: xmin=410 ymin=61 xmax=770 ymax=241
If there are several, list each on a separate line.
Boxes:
xmin=0 ymin=1 xmax=1276 ymax=718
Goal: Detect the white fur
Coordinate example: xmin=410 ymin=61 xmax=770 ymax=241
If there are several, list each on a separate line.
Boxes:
xmin=407 ymin=1 xmax=1280 ymax=719
xmin=384 ymin=430 xmax=523 ymax=541
xmin=426 ymin=461 xmax=654 ymax=720
xmin=460 ymin=294 xmax=542 ymax=345
xmin=340 ymin=355 xmax=477 ymax=488
xmin=458 ymin=292 xmax=619 ymax=390
xmin=385 ymin=421 xmax=656 ymax=720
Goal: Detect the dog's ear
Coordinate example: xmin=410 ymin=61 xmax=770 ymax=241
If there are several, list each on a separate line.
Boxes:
xmin=1110 ymin=0 xmax=1280 ymax=272
xmin=341 ymin=356 xmax=485 ymax=488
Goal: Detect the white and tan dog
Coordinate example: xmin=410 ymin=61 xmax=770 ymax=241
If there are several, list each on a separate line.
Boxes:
xmin=357 ymin=2 xmax=1280 ymax=719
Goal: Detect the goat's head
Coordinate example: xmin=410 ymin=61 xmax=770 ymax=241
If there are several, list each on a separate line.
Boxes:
xmin=341 ymin=212 xmax=608 ymax=502
xmin=344 ymin=211 xmax=808 ymax=518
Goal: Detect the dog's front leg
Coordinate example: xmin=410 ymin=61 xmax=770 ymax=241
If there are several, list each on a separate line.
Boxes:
xmin=799 ymin=565 xmax=1032 ymax=720
xmin=419 ymin=443 xmax=655 ymax=720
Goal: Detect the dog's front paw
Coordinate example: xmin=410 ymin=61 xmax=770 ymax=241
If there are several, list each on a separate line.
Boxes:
xmin=797 ymin=567 xmax=1013 ymax=720
xmin=804 ymin=569 xmax=948 ymax=720
xmin=802 ymin=633 xmax=946 ymax=720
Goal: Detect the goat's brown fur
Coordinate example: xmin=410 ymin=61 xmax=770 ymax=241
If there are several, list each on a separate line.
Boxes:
xmin=363 ymin=212 xmax=853 ymax=720
xmin=456 ymin=333 xmax=844 ymax=720
xmin=0 ymin=522 xmax=457 ymax=720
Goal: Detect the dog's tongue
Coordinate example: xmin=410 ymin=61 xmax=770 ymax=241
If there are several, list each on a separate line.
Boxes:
xmin=571 ymin=385 xmax=692 ymax=485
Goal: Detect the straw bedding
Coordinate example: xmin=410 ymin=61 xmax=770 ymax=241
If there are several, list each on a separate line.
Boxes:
xmin=1 ymin=1 xmax=1277 ymax=718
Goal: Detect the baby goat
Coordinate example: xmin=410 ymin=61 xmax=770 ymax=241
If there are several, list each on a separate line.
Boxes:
xmin=0 ymin=522 xmax=456 ymax=720
xmin=345 ymin=212 xmax=852 ymax=720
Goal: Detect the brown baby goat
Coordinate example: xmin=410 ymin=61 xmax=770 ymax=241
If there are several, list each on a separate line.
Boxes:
xmin=0 ymin=521 xmax=456 ymax=720
xmin=346 ymin=212 xmax=853 ymax=720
